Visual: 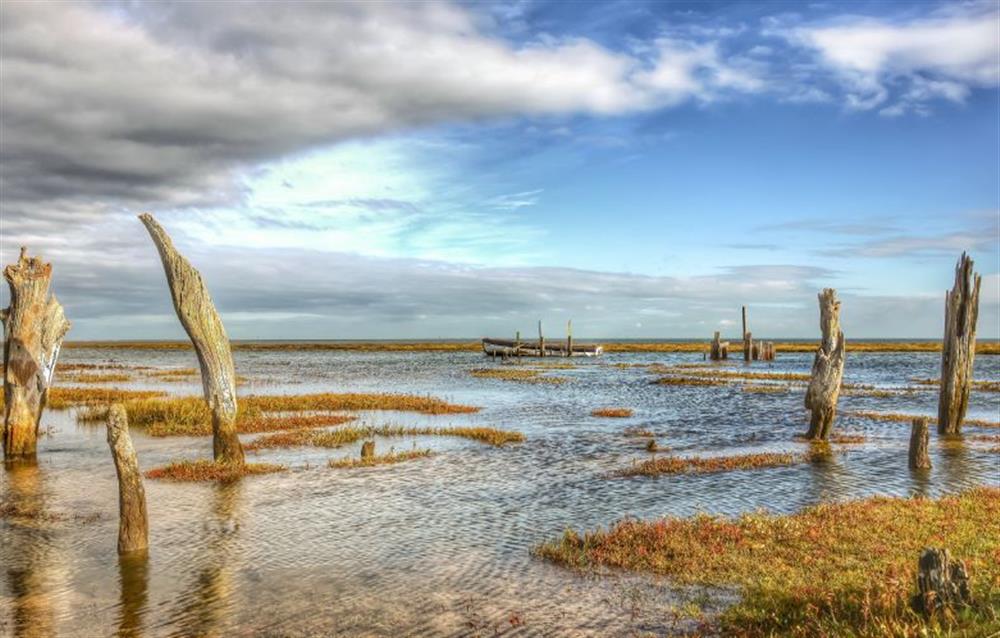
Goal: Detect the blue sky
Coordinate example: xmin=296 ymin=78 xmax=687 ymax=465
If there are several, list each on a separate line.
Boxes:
xmin=1 ymin=0 xmax=997 ymax=339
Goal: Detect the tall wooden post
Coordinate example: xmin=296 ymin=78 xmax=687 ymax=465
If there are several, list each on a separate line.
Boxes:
xmin=139 ymin=214 xmax=245 ymax=466
xmin=106 ymin=404 xmax=148 ymax=554
xmin=710 ymin=331 xmax=721 ymax=360
xmin=909 ymin=417 xmax=931 ymax=470
xmin=538 ymin=320 xmax=545 ymax=357
xmin=805 ymin=289 xmax=845 ymax=440
xmin=566 ymin=320 xmax=573 ymax=357
xmin=744 ymin=331 xmax=753 ymax=363
xmin=515 ymin=331 xmax=521 ymax=361
xmin=938 ymin=253 xmax=981 ymax=436
xmin=2 ymin=247 xmax=71 ymax=460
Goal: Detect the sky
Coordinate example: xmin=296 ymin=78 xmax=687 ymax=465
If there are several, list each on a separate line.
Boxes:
xmin=0 ymin=0 xmax=997 ymax=340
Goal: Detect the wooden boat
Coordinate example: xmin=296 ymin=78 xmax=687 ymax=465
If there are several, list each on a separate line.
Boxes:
xmin=481 ymin=337 xmax=602 ymax=358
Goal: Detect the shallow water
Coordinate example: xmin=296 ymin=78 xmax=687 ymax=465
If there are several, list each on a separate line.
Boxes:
xmin=2 ymin=348 xmax=998 ymax=636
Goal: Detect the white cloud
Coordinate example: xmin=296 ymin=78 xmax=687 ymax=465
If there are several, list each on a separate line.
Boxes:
xmin=785 ymin=6 xmax=999 ymax=112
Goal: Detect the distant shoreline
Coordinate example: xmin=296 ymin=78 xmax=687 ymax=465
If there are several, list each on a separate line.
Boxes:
xmin=63 ymin=339 xmax=1000 ymax=354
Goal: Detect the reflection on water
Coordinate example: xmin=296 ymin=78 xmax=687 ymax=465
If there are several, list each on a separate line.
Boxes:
xmin=1 ymin=347 xmax=998 ymax=635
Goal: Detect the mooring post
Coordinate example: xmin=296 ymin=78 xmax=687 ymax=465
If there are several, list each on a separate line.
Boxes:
xmin=938 ymin=253 xmax=981 ymax=436
xmin=804 ymin=288 xmax=845 ymax=440
xmin=139 ymin=213 xmax=245 ymax=467
xmin=566 ymin=320 xmax=573 ymax=358
xmin=538 ymin=320 xmax=545 ymax=357
xmin=2 ymin=247 xmax=71 ymax=461
xmin=909 ymin=417 xmax=931 ymax=470
xmin=106 ymin=404 xmax=148 ymax=555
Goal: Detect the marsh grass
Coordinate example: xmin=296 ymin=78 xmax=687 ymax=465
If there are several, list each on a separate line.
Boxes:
xmin=533 ymin=487 xmax=1000 ymax=637
xmin=59 ymin=373 xmax=132 ymax=384
xmin=248 ymin=425 xmax=524 ymax=450
xmin=651 ymin=366 xmax=811 ymax=382
xmin=591 ymin=407 xmax=634 ymax=418
xmin=847 ymin=410 xmax=1000 ymax=428
xmin=328 ymin=449 xmax=433 ymax=468
xmin=71 ymin=392 xmax=479 ymax=435
xmin=910 ymin=378 xmax=1000 ymax=392
xmin=655 ymin=376 xmax=729 ymax=387
xmin=623 ymin=427 xmax=656 ymax=438
xmin=144 ymin=460 xmax=286 ymax=482
xmin=614 ymin=451 xmax=816 ymax=477
xmin=470 ymin=367 xmax=568 ymax=383
xmin=794 ymin=433 xmax=867 ymax=444
xmin=46 ymin=387 xmax=168 ymax=410
xmin=740 ymin=384 xmax=791 ymax=394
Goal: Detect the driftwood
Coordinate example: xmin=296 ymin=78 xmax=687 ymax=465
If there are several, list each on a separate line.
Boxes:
xmin=913 ymin=548 xmax=971 ymax=616
xmin=805 ymin=289 xmax=845 ymax=440
xmin=2 ymin=247 xmax=71 ymax=460
xmin=361 ymin=440 xmax=375 ymax=460
xmin=908 ymin=417 xmax=931 ymax=470
xmin=938 ymin=253 xmax=981 ymax=435
xmin=106 ymin=404 xmax=148 ymax=554
xmin=139 ymin=214 xmax=244 ymax=466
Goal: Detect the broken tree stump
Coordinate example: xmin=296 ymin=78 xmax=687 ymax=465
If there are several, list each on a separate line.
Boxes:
xmin=805 ymin=289 xmax=845 ymax=440
xmin=106 ymin=404 xmax=148 ymax=555
xmin=908 ymin=417 xmax=931 ymax=470
xmin=913 ymin=548 xmax=971 ymax=616
xmin=361 ymin=440 xmax=375 ymax=460
xmin=938 ymin=253 xmax=981 ymax=436
xmin=139 ymin=213 xmax=245 ymax=467
xmin=2 ymin=247 xmax=71 ymax=460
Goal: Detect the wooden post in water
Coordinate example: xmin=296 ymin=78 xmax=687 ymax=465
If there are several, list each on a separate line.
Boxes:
xmin=538 ymin=320 xmax=545 ymax=358
xmin=908 ymin=417 xmax=931 ymax=470
xmin=361 ymin=440 xmax=375 ymax=460
xmin=515 ymin=331 xmax=521 ymax=361
xmin=804 ymin=289 xmax=845 ymax=440
xmin=744 ymin=331 xmax=753 ymax=363
xmin=139 ymin=214 xmax=245 ymax=467
xmin=938 ymin=253 xmax=981 ymax=436
xmin=566 ymin=320 xmax=573 ymax=357
xmin=106 ymin=404 xmax=148 ymax=555
xmin=710 ymin=331 xmax=722 ymax=360
xmin=2 ymin=247 xmax=71 ymax=460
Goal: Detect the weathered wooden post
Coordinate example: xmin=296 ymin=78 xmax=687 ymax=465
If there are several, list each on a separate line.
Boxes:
xmin=361 ymin=440 xmax=375 ymax=460
xmin=908 ymin=417 xmax=931 ymax=470
xmin=744 ymin=331 xmax=753 ymax=363
xmin=2 ymin=247 xmax=71 ymax=460
xmin=515 ymin=331 xmax=521 ymax=361
xmin=139 ymin=214 xmax=245 ymax=466
xmin=710 ymin=331 xmax=721 ymax=360
xmin=913 ymin=548 xmax=971 ymax=616
xmin=538 ymin=320 xmax=545 ymax=357
xmin=938 ymin=253 xmax=981 ymax=436
xmin=805 ymin=289 xmax=845 ymax=440
xmin=566 ymin=320 xmax=573 ymax=357
xmin=106 ymin=404 xmax=148 ymax=554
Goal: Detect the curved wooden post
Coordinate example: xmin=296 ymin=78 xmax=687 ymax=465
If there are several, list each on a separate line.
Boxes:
xmin=805 ymin=289 xmax=845 ymax=440
xmin=3 ymin=247 xmax=70 ymax=460
xmin=138 ymin=214 xmax=244 ymax=466
xmin=106 ymin=404 xmax=148 ymax=554
xmin=938 ymin=253 xmax=980 ymax=435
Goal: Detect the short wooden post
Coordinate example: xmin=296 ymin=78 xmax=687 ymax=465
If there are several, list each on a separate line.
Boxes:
xmin=710 ymin=331 xmax=722 ymax=360
xmin=566 ymin=320 xmax=573 ymax=357
xmin=2 ymin=247 xmax=71 ymax=460
xmin=361 ymin=440 xmax=375 ymax=460
xmin=938 ymin=253 xmax=981 ymax=436
xmin=538 ymin=320 xmax=545 ymax=357
xmin=139 ymin=214 xmax=245 ymax=466
xmin=515 ymin=331 xmax=521 ymax=361
xmin=106 ymin=404 xmax=148 ymax=555
xmin=805 ymin=289 xmax=845 ymax=440
xmin=909 ymin=418 xmax=931 ymax=470
xmin=913 ymin=548 xmax=971 ymax=616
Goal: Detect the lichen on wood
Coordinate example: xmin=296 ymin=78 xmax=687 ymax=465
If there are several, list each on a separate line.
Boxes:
xmin=2 ymin=247 xmax=71 ymax=459
xmin=138 ymin=213 xmax=244 ymax=466
xmin=804 ymin=288 xmax=845 ymax=440
xmin=938 ymin=253 xmax=981 ymax=435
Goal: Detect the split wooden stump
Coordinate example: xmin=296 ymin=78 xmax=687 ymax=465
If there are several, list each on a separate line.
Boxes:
xmin=139 ymin=213 xmax=245 ymax=467
xmin=938 ymin=253 xmax=981 ymax=436
xmin=805 ymin=289 xmax=845 ymax=440
xmin=2 ymin=247 xmax=70 ymax=460
xmin=913 ymin=548 xmax=971 ymax=616
xmin=361 ymin=440 xmax=375 ymax=460
xmin=107 ymin=404 xmax=148 ymax=555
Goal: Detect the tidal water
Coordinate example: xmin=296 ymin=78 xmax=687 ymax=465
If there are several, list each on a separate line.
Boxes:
xmin=2 ymin=347 xmax=998 ymax=636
